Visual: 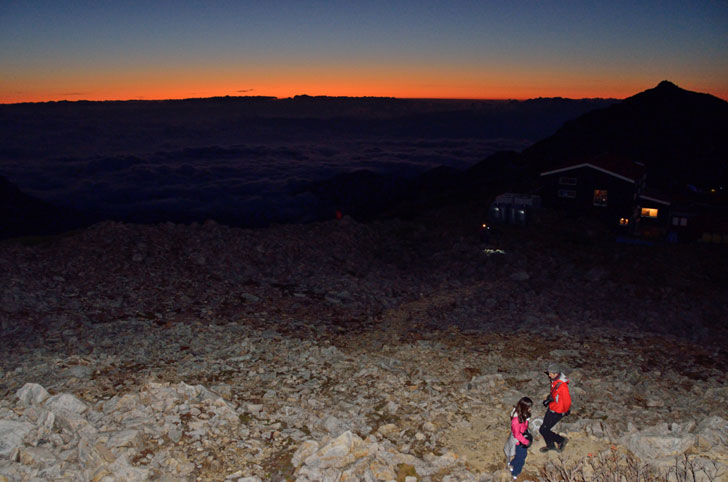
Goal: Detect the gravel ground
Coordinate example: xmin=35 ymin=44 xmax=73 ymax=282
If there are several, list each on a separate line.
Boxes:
xmin=1 ymin=207 xmax=727 ymax=481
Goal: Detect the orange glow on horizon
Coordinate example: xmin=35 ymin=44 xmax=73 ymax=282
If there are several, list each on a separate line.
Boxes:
xmin=3 ymin=61 xmax=727 ymax=103
xmin=2 ymin=77 xmax=727 ymax=104
xmin=3 ymin=3 xmax=727 ymax=105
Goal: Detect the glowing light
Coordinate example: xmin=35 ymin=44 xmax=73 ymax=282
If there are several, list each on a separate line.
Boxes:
xmin=640 ymin=208 xmax=658 ymax=218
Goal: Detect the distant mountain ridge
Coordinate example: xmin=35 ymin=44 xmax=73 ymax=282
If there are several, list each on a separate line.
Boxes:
xmin=0 ymin=96 xmax=617 ymax=160
xmin=3 ymin=82 xmax=726 ymax=237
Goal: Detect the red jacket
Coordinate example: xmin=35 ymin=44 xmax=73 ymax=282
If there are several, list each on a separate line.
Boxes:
xmin=548 ymin=375 xmax=571 ymax=414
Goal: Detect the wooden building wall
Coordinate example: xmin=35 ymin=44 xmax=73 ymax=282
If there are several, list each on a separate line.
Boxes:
xmin=540 ymin=166 xmax=637 ymax=224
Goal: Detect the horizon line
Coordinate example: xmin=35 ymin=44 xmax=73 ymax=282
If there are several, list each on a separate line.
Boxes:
xmin=0 ymin=93 xmax=625 ymax=106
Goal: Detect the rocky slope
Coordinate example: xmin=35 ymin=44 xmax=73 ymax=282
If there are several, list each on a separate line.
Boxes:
xmin=1 ymin=208 xmax=727 ymax=481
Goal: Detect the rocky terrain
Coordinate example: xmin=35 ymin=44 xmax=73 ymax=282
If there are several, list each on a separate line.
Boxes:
xmin=1 ymin=206 xmax=727 ymax=481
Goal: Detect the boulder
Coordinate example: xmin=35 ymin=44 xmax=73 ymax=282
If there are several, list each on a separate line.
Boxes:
xmin=16 ymin=383 xmax=50 ymax=406
xmin=621 ymin=425 xmax=695 ymax=462
xmin=0 ymin=420 xmax=34 ymax=458
xmin=44 ymin=393 xmax=88 ymax=414
xmin=695 ymin=416 xmax=728 ymax=451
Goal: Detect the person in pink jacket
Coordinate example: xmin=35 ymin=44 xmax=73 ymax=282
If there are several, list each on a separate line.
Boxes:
xmin=506 ymin=397 xmax=532 ymax=479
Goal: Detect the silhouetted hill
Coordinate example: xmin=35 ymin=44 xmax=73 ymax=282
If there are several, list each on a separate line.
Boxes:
xmin=517 ymin=81 xmax=728 ymax=190
xmin=337 ymin=81 xmax=728 ymax=220
xmin=0 ymin=176 xmax=94 ymax=239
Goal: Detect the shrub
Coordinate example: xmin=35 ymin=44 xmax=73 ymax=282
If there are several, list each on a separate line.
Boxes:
xmin=538 ymin=449 xmax=723 ymax=482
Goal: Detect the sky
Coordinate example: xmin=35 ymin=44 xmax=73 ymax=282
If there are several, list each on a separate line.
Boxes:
xmin=1 ymin=1 xmax=727 ymax=103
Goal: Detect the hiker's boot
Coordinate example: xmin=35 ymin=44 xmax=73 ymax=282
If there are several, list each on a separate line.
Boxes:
xmin=557 ymin=437 xmax=569 ymax=453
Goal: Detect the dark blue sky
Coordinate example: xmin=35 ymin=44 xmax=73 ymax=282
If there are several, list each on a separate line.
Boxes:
xmin=2 ymin=0 xmax=727 ymax=102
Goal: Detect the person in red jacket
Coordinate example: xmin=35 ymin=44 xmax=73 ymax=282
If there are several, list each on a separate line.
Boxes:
xmin=539 ymin=363 xmax=571 ymax=453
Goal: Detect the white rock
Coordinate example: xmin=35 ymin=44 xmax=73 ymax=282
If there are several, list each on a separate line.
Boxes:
xmin=377 ymin=423 xmax=398 ymax=439
xmin=108 ymin=453 xmax=151 ymax=480
xmin=18 ymin=446 xmax=57 ymax=467
xmin=106 ymin=429 xmax=142 ymax=449
xmin=305 ymin=431 xmax=362 ymax=469
xmin=323 ymin=415 xmax=349 ymax=436
xmin=292 ymin=440 xmax=319 ymax=468
xmin=0 ymin=420 xmax=34 ymax=458
xmin=78 ymin=436 xmax=110 ymax=469
xmin=246 ymin=403 xmax=264 ymax=415
xmin=696 ymin=415 xmax=728 ymax=449
xmin=66 ymin=365 xmax=94 ymax=379
xmin=469 ymin=374 xmax=503 ymax=390
xmin=54 ymin=409 xmax=93 ymax=433
xmin=622 ymin=430 xmax=696 ymax=462
xmin=44 ymin=393 xmax=88 ymax=414
xmin=16 ymin=383 xmax=50 ymax=405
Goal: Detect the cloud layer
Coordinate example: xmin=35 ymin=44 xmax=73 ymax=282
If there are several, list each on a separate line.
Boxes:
xmin=4 ymin=137 xmax=525 ymax=225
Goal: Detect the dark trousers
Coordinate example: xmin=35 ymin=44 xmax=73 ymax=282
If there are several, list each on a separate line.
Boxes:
xmin=511 ymin=444 xmax=528 ymax=476
xmin=539 ymin=409 xmax=565 ymax=448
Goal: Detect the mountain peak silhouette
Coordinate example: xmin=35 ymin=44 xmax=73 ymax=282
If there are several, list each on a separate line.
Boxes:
xmin=513 ymin=81 xmax=728 ymax=191
xmin=656 ymin=80 xmax=679 ymax=90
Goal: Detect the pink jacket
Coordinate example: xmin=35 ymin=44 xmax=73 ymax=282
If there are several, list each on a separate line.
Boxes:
xmin=511 ymin=416 xmax=530 ymax=446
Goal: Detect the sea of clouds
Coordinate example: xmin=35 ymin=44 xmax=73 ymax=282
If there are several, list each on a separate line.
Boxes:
xmin=2 ymin=97 xmax=617 ymax=226
xmin=2 ymin=136 xmax=528 ymax=226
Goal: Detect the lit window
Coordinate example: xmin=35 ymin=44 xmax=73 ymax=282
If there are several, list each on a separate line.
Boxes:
xmin=641 ymin=208 xmax=658 ymax=218
xmin=559 ymin=177 xmax=577 ymax=186
xmin=558 ymin=189 xmax=576 ymax=198
xmin=593 ymin=189 xmax=608 ymax=206
xmin=619 ymin=218 xmax=629 ymax=226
